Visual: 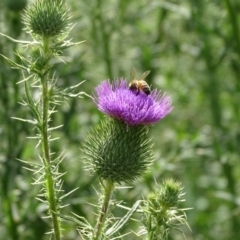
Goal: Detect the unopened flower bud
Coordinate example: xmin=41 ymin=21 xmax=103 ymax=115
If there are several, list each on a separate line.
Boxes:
xmin=81 ymin=118 xmax=153 ymax=183
xmin=23 ymin=0 xmax=69 ymax=38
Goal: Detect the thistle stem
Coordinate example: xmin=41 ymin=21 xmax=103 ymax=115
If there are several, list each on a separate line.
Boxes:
xmin=93 ymin=180 xmax=114 ymax=240
xmin=40 ymin=38 xmax=61 ymax=240
xmin=96 ymin=0 xmax=113 ymax=80
xmin=41 ymin=77 xmax=51 ymax=164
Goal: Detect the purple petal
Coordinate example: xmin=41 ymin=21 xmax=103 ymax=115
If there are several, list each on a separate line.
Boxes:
xmin=93 ymin=79 xmax=173 ymax=125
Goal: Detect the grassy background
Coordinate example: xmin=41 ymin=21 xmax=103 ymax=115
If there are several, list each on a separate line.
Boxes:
xmin=1 ymin=0 xmax=240 ymax=239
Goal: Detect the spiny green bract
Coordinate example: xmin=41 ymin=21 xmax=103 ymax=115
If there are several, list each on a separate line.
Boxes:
xmin=147 ymin=179 xmax=183 ymax=215
xmin=142 ymin=179 xmax=187 ymax=239
xmin=81 ymin=118 xmax=153 ymax=184
xmin=23 ymin=0 xmax=69 ymax=38
xmin=158 ymin=179 xmax=183 ymax=208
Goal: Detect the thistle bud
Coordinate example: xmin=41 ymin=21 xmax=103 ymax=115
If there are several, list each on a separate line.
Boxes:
xmin=158 ymin=178 xmax=183 ymax=208
xmin=142 ymin=179 xmax=189 ymax=239
xmin=23 ymin=0 xmax=69 ymax=38
xmin=81 ymin=118 xmax=153 ymax=184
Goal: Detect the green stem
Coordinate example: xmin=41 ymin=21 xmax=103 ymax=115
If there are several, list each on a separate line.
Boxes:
xmin=224 ymin=0 xmax=240 ymax=119
xmin=41 ymin=75 xmax=61 ymax=240
xmin=40 ymin=37 xmax=61 ymax=240
xmin=224 ymin=0 xmax=240 ymax=61
xmin=93 ymin=180 xmax=114 ymax=240
xmin=147 ymin=215 xmax=153 ymax=240
xmin=96 ymin=0 xmax=113 ymax=80
xmin=41 ymin=77 xmax=51 ymax=164
xmin=2 ymin=169 xmax=19 ymax=240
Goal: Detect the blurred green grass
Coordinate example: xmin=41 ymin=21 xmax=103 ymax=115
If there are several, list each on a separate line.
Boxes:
xmin=1 ymin=0 xmax=240 ymax=239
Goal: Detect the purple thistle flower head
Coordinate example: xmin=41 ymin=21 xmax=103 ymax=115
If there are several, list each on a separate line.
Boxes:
xmin=93 ymin=78 xmax=173 ymax=126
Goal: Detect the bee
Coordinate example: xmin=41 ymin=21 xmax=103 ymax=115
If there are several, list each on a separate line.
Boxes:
xmin=129 ymin=68 xmax=151 ymax=95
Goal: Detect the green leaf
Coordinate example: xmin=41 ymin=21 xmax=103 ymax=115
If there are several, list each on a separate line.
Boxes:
xmin=0 ymin=54 xmax=29 ymax=71
xmin=106 ymin=200 xmax=142 ymax=237
xmin=59 ymin=213 xmax=93 ymax=230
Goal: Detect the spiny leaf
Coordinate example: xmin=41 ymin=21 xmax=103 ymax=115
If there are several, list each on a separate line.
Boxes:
xmin=59 ymin=187 xmax=79 ymax=200
xmin=106 ymin=200 xmax=141 ymax=237
xmin=0 ymin=32 xmax=40 ymax=45
xmin=0 ymin=54 xmax=29 ymax=71
xmin=59 ymin=213 xmax=93 ymax=230
xmin=11 ymin=117 xmax=37 ymax=124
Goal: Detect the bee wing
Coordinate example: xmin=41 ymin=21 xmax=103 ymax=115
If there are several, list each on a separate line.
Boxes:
xmin=140 ymin=70 xmax=150 ymax=80
xmin=130 ymin=67 xmax=136 ymax=81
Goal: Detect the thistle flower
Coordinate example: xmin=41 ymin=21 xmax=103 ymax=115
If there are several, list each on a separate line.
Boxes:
xmin=81 ymin=79 xmax=172 ymax=183
xmin=93 ymin=79 xmax=173 ymax=126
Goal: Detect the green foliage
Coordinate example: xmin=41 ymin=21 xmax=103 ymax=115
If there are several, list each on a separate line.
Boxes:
xmin=82 ymin=117 xmax=153 ymax=184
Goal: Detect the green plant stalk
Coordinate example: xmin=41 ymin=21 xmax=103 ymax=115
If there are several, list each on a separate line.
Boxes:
xmin=41 ymin=75 xmax=61 ymax=240
xmin=1 ymin=70 xmax=18 ymax=240
xmin=224 ymin=0 xmax=240 ymax=120
xmin=224 ymin=0 xmax=240 ymax=61
xmin=93 ymin=180 xmax=114 ymax=240
xmin=147 ymin=215 xmax=154 ymax=240
xmin=39 ymin=37 xmax=61 ymax=240
xmin=96 ymin=0 xmax=113 ymax=80
xmin=2 ymin=154 xmax=19 ymax=240
xmin=147 ymin=210 xmax=167 ymax=240
xmin=41 ymin=76 xmax=51 ymax=165
xmin=0 ymin=8 xmax=25 ymax=238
